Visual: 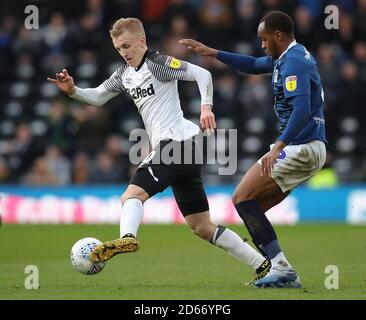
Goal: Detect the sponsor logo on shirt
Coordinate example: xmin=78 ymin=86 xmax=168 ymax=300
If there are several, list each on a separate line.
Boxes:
xmin=313 ymin=116 xmax=325 ymax=124
xmin=126 ymin=83 xmax=155 ymax=99
xmin=285 ymin=75 xmax=297 ymax=92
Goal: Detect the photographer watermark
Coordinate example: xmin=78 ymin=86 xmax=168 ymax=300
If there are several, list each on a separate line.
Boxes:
xmin=128 ymin=128 xmax=237 ymax=176
xmin=24 ymin=265 xmax=39 ymax=289
xmin=324 ymin=5 xmax=339 ymax=30
xmin=324 ymin=265 xmax=339 ymax=289
xmin=24 ymin=5 xmax=39 ymax=29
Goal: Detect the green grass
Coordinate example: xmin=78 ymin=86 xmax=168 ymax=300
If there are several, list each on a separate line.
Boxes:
xmin=0 ymin=224 xmax=365 ymax=300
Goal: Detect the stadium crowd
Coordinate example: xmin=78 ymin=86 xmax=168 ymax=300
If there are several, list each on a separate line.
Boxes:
xmin=0 ymin=0 xmax=365 ymax=185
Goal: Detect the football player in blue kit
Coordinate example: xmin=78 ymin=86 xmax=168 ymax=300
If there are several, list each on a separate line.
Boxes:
xmin=180 ymin=11 xmax=327 ymax=288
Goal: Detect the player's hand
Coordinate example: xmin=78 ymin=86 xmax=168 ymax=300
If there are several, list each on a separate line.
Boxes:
xmin=179 ymin=39 xmax=218 ymax=58
xmin=261 ymin=149 xmax=279 ymax=177
xmin=200 ymin=104 xmax=216 ymax=135
xmin=47 ymin=69 xmax=76 ymax=95
xmin=260 ymin=141 xmax=286 ymax=177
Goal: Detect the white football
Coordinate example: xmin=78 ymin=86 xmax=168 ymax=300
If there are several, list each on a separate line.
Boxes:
xmin=70 ymin=237 xmax=105 ymax=275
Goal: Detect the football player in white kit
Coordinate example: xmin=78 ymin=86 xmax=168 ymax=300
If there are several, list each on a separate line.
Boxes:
xmin=48 ymin=18 xmax=270 ymax=282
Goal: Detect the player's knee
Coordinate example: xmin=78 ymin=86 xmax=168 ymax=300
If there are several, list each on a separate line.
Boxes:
xmin=190 ymin=223 xmax=212 ymax=241
xmin=120 ymin=192 xmax=142 ymax=205
xmin=232 ymin=189 xmax=256 ymax=205
xmin=120 ymin=193 xmax=129 ymax=205
xmin=120 ymin=186 xmax=149 ymax=205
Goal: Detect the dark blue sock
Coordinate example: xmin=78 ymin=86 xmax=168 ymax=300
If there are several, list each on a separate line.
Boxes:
xmin=235 ymin=199 xmax=281 ymax=258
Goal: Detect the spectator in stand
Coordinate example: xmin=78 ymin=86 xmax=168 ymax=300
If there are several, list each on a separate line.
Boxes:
xmin=41 ymin=12 xmax=68 ymax=54
xmin=239 ymin=74 xmax=274 ymax=125
xmin=198 ymin=0 xmax=235 ymax=50
xmin=0 ymin=157 xmax=10 ymax=183
xmin=355 ymin=0 xmax=366 ymax=40
xmin=0 ymin=123 xmax=43 ymax=182
xmin=163 ymin=0 xmax=198 ymax=30
xmin=22 ymin=157 xmax=60 ymax=186
xmin=71 ymin=104 xmax=111 ymax=154
xmin=47 ymin=100 xmax=77 ymax=154
xmin=88 ymin=151 xmax=121 ymax=184
xmin=72 ymin=151 xmax=90 ymax=184
xmin=337 ymin=12 xmax=356 ymax=53
xmin=44 ymin=145 xmax=71 ymax=185
xmin=353 ymin=41 xmax=366 ymax=83
xmin=316 ymin=44 xmax=341 ymax=108
xmin=233 ymin=0 xmax=261 ymax=43
xmin=104 ymin=135 xmax=130 ymax=182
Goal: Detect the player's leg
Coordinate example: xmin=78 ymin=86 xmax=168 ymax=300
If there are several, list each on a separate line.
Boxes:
xmin=173 ymin=179 xmax=270 ymax=280
xmin=119 ymin=184 xmax=149 ymax=238
xmin=90 ymin=183 xmax=151 ymax=262
xmin=91 ymin=152 xmax=175 ymax=262
xmin=232 ymin=163 xmax=302 ymax=288
xmin=233 ymin=163 xmax=295 ymax=265
xmin=184 ymin=211 xmax=270 ymax=279
xmin=252 ymin=141 xmax=326 ymax=287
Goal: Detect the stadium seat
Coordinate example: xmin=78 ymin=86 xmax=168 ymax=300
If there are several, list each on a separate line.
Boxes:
xmin=241 ymin=136 xmax=263 ymax=153
xmin=216 ymin=117 xmax=235 ymax=130
xmin=119 ymin=117 xmax=143 ymax=136
xmin=245 ymin=117 xmax=266 ymax=134
xmin=339 ymin=116 xmax=359 ymax=134
xmin=4 ymin=101 xmax=23 ymax=118
xmin=76 ymin=63 xmax=98 ymax=79
xmin=34 ymin=101 xmax=52 ymax=117
xmin=9 ymin=82 xmax=30 ymax=99
xmin=0 ymin=120 xmax=16 ymax=137
xmin=238 ymin=157 xmax=258 ymax=173
xmin=335 ymin=136 xmax=356 ymax=153
xmin=39 ymin=82 xmax=60 ymax=98
xmin=30 ymin=119 xmax=49 ymax=137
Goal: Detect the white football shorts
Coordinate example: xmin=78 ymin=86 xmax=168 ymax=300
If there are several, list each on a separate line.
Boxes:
xmin=257 ymin=140 xmax=326 ymax=192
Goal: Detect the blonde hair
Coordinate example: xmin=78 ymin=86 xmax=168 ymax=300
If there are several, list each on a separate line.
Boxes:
xmin=109 ymin=17 xmax=145 ymax=39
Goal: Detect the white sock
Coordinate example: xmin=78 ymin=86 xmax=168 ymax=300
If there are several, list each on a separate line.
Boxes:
xmin=212 ymin=226 xmax=265 ymax=270
xmin=119 ymin=198 xmax=144 ymax=238
xmin=271 ymin=252 xmax=291 ymax=268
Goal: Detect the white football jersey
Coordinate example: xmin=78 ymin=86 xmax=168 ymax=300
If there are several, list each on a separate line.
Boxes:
xmin=100 ymin=50 xmax=213 ymax=148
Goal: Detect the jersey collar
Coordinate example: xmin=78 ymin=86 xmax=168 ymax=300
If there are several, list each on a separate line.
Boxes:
xmin=135 ymin=49 xmax=149 ymax=71
xmin=278 ymin=39 xmax=297 ymax=61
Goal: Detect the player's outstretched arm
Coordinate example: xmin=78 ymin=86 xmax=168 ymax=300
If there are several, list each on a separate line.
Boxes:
xmin=179 ymin=39 xmax=272 ymax=75
xmin=47 ymin=69 xmax=118 ymax=107
xmin=179 ymin=39 xmax=218 ymax=58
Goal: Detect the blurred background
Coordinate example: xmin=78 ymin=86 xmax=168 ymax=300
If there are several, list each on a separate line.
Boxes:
xmin=0 ymin=0 xmax=365 ymax=224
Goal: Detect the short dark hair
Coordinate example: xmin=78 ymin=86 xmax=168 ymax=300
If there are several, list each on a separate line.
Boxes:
xmin=260 ymin=11 xmax=294 ymax=36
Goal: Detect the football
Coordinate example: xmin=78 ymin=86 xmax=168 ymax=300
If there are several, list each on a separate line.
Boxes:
xmin=70 ymin=237 xmax=105 ymax=275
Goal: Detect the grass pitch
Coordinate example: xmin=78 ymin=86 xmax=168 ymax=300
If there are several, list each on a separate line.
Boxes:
xmin=0 ymin=224 xmax=365 ymax=300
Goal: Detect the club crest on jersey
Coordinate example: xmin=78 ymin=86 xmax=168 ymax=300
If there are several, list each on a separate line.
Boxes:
xmin=166 ymin=57 xmax=181 ymax=69
xmin=285 ymin=75 xmax=297 ymax=92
